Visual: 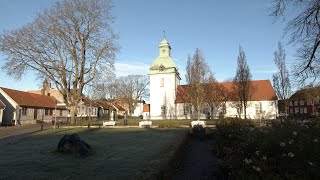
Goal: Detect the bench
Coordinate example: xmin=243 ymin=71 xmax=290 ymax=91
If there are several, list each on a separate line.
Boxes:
xmin=103 ymin=121 xmax=116 ymax=127
xmin=191 ymin=121 xmax=206 ymax=128
xmin=139 ymin=121 xmax=152 ymax=128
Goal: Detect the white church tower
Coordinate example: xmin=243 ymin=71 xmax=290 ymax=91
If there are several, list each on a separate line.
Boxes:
xmin=148 ymin=38 xmax=181 ymax=119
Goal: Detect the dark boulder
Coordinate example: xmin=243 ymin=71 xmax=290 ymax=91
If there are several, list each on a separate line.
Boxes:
xmin=57 ymin=133 xmax=91 ymax=156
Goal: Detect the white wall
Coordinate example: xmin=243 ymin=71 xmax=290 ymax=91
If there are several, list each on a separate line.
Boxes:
xmin=0 ymin=109 xmax=3 ymax=124
xmin=149 ymin=73 xmax=179 ymax=119
xmin=132 ymin=103 xmax=144 ymax=117
xmin=175 ymin=100 xmax=277 ymax=120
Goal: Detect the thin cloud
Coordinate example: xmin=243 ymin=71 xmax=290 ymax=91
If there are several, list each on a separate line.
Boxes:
xmin=114 ymin=62 xmax=149 ymax=77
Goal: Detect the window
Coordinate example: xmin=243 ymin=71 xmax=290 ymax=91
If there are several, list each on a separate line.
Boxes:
xmin=183 ymin=104 xmax=191 ymax=115
xmin=255 ymin=102 xmax=262 ymax=114
xmin=307 ymin=101 xmax=311 ymax=105
xmin=45 ymin=109 xmax=49 ymax=116
xmin=304 ymin=108 xmax=307 ymax=114
xmin=300 ymin=100 xmax=304 ymax=106
xmin=289 ymin=101 xmax=293 ymax=106
xmin=295 ymin=108 xmax=299 ymax=114
xmin=300 ymin=108 xmax=304 ymax=114
xmin=290 ymin=108 xmax=293 ymax=113
xmin=294 ymin=101 xmax=298 ymax=106
xmin=60 ymin=110 xmax=63 ymax=116
xmin=22 ymin=108 xmax=27 ymax=115
xmin=161 ymin=105 xmax=166 ymax=115
xmin=160 ymin=78 xmax=164 ymax=87
xmin=222 ymin=103 xmax=227 ymax=114
xmin=47 ymin=93 xmax=50 ymax=96
xmin=49 ymin=109 xmax=53 ymax=116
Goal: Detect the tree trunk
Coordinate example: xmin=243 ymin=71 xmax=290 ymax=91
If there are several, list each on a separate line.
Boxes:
xmin=70 ymin=105 xmax=76 ymax=125
xmin=244 ymin=106 xmax=247 ymax=120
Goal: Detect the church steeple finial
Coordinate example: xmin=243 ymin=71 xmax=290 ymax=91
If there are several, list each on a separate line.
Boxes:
xmin=163 ymin=30 xmax=166 ymax=39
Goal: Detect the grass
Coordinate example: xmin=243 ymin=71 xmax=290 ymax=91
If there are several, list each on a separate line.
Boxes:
xmin=0 ymin=128 xmax=188 ymax=179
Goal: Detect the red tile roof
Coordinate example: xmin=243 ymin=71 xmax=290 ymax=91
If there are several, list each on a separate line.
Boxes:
xmin=0 ymin=87 xmax=61 ymax=108
xmin=94 ymin=99 xmax=115 ymax=110
xmin=289 ymin=86 xmax=320 ymax=100
xmin=0 ymin=100 xmax=5 ymax=109
xmin=143 ymin=104 xmax=150 ymax=112
xmin=176 ymin=80 xmax=277 ymax=103
xmin=114 ymin=103 xmax=125 ymax=111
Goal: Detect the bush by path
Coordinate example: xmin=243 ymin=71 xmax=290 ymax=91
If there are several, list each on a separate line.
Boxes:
xmin=213 ymin=118 xmax=320 ymax=179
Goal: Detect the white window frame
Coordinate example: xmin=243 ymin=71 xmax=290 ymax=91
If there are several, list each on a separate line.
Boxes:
xmin=300 ymin=108 xmax=303 ymax=114
xmin=255 ymin=102 xmax=262 ymax=114
xmin=300 ymin=100 xmax=304 ymax=106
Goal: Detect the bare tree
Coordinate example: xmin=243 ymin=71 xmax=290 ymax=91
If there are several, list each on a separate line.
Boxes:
xmin=233 ymin=46 xmax=253 ymax=119
xmin=204 ymin=77 xmax=227 ymax=119
xmin=272 ymin=42 xmax=291 ymax=116
xmin=114 ymin=75 xmax=149 ymax=116
xmin=88 ymin=72 xmax=116 ymax=100
xmin=270 ymin=0 xmax=320 ymax=84
xmin=0 ymin=0 xmax=118 ymax=124
xmin=185 ymin=48 xmax=212 ymax=120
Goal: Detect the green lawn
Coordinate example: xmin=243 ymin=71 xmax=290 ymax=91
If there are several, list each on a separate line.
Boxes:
xmin=0 ymin=128 xmax=188 ymax=179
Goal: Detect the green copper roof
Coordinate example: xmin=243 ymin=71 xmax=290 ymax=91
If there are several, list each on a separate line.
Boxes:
xmin=149 ymin=38 xmax=178 ymax=75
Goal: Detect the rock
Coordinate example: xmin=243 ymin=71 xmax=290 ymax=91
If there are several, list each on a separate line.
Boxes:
xmin=57 ymin=133 xmax=91 ymax=156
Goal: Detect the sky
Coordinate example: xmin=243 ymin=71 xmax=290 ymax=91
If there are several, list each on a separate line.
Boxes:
xmin=0 ymin=0 xmax=297 ymax=91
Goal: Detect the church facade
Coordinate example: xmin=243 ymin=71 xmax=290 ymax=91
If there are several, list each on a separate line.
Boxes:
xmin=147 ymin=38 xmax=278 ymax=120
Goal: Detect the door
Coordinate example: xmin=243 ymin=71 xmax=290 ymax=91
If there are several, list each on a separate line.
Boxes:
xmin=34 ymin=109 xmax=38 ymax=120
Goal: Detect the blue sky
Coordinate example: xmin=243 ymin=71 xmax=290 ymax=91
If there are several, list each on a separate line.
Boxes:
xmin=0 ymin=0 xmax=296 ymax=91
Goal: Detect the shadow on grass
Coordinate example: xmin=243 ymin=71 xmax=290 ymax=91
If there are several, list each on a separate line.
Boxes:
xmin=0 ymin=128 xmax=188 ymax=179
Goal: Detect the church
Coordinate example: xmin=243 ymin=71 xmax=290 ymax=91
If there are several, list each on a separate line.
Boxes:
xmin=146 ymin=38 xmax=278 ymax=120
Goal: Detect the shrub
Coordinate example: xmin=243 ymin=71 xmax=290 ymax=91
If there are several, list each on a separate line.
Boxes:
xmin=214 ymin=118 xmax=320 ymax=179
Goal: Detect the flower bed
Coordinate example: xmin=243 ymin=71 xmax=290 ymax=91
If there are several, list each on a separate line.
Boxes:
xmin=213 ymin=118 xmax=320 ymax=179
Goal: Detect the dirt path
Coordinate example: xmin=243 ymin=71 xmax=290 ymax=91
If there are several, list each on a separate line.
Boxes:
xmin=0 ymin=124 xmax=51 ymax=144
xmin=172 ymin=128 xmax=221 ymax=180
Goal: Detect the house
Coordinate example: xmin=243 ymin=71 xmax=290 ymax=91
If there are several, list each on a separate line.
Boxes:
xmin=113 ymin=103 xmax=126 ymax=119
xmin=0 ymin=100 xmax=5 ymax=124
xmin=288 ymin=87 xmax=320 ymax=117
xmin=143 ymin=104 xmax=150 ymax=120
xmin=108 ymin=97 xmax=144 ymax=117
xmin=95 ymin=99 xmax=120 ymax=121
xmin=0 ymin=87 xmax=68 ymax=125
xmin=175 ymin=80 xmax=278 ymax=119
xmin=148 ymin=37 xmax=278 ymax=120
xmin=76 ymin=96 xmax=99 ymax=119
xmin=28 ymin=80 xmax=98 ymax=119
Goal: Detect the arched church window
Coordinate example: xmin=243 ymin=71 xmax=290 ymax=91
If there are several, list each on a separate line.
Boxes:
xmin=160 ymin=78 xmax=164 ymax=87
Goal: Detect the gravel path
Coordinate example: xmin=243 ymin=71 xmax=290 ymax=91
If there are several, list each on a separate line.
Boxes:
xmin=172 ymin=127 xmax=221 ymax=180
